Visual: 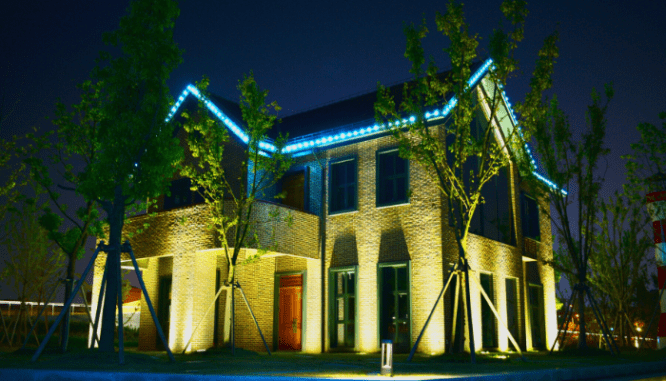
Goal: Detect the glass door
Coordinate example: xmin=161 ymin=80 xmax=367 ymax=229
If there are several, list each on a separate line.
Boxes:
xmin=330 ymin=269 xmax=356 ymax=349
xmin=480 ymin=273 xmax=497 ymax=348
xmin=379 ymin=262 xmax=410 ymax=353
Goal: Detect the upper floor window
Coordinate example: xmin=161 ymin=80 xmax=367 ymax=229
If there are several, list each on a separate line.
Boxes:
xmin=164 ymin=178 xmax=202 ymax=210
xmin=377 ymin=149 xmax=409 ymax=207
xmin=521 ymin=192 xmax=540 ymax=240
xmin=279 ymin=168 xmax=308 ymax=211
xmin=330 ymin=159 xmax=356 ymax=214
xmin=468 ymin=166 xmax=515 ymax=245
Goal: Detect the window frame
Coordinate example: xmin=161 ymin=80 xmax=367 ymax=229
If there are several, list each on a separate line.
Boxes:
xmin=328 ymin=157 xmax=358 ymax=215
xmin=376 ymin=148 xmax=410 ymax=208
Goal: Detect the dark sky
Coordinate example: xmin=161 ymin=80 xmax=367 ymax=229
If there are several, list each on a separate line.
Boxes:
xmin=1 ymin=0 xmax=665 ymax=299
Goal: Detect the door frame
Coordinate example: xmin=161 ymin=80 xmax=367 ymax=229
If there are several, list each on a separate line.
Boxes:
xmin=478 ymin=270 xmax=498 ymax=349
xmin=504 ymin=276 xmax=521 ymax=350
xmin=156 ymin=275 xmax=172 ymax=349
xmin=273 ymin=270 xmax=307 ymax=351
xmin=376 ymin=260 xmax=412 ymax=351
xmin=328 ymin=265 xmax=359 ymax=351
xmin=527 ymin=283 xmax=546 ymax=349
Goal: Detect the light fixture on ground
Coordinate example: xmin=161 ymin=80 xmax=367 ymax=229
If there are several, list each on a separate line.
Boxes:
xmin=381 ymin=339 xmax=393 ymax=376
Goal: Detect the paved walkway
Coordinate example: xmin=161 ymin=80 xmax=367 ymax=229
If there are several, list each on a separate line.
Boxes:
xmin=2 ymin=359 xmax=666 ymax=381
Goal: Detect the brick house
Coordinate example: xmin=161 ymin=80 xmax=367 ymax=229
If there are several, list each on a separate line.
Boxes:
xmin=90 ymin=59 xmax=558 ymax=355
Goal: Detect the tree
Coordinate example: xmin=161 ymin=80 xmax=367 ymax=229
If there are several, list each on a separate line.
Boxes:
xmin=589 ymin=192 xmax=653 ymax=347
xmin=375 ymin=0 xmax=554 ymax=358
xmin=27 ymin=80 xmax=106 ymax=351
xmin=43 ymin=0 xmax=183 ymax=353
xmin=517 ymin=57 xmax=614 ymax=351
xmin=622 ymin=111 xmax=666 ymax=348
xmin=623 ymin=112 xmax=666 ymax=266
xmin=624 ymin=112 xmax=666 ymax=198
xmin=0 ymin=134 xmax=28 ymax=239
xmin=181 ymin=74 xmax=292 ymax=347
xmin=1 ymin=199 xmax=66 ymax=346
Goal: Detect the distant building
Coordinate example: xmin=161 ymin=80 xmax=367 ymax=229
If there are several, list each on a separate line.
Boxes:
xmin=90 ymin=59 xmax=558 ymax=354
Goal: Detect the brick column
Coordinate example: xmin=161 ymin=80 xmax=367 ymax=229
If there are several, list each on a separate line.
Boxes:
xmin=138 ymin=257 xmax=159 ymax=351
xmin=170 ymin=249 xmax=216 ymax=353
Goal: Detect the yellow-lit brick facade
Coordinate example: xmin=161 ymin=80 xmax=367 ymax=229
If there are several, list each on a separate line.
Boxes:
xmin=89 ymin=80 xmax=557 ymax=356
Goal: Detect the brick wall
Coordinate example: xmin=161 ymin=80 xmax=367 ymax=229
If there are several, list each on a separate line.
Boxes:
xmin=93 ymin=120 xmax=556 ymax=356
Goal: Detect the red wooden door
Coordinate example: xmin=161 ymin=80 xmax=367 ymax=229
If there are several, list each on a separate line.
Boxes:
xmin=278 ymin=274 xmax=302 ymax=351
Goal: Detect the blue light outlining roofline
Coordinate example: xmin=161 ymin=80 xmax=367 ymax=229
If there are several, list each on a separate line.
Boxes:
xmin=284 ymin=58 xmax=495 ymax=154
xmin=490 ymin=69 xmax=567 ymax=195
xmin=165 ymin=85 xmax=277 ymax=152
xmin=165 ymin=57 xmax=565 ymax=195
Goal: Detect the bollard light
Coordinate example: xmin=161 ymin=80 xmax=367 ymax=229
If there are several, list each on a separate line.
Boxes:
xmin=381 ymin=339 xmax=393 ymax=376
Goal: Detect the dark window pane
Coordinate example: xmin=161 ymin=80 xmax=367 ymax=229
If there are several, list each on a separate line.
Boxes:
xmin=396 ymin=181 xmax=406 ymax=202
xmin=164 ymin=178 xmax=193 ymax=210
xmin=529 ymin=286 xmax=544 ymax=348
xmin=346 ymin=323 xmax=355 ymax=347
xmin=480 ymin=273 xmax=496 ymax=348
xmin=348 ymin=296 xmax=355 ymax=320
xmin=332 ymin=164 xmax=343 ymax=184
xmin=347 ymin=272 xmax=355 ymax=294
xmin=380 ymin=156 xmax=392 ymax=176
xmin=347 ymin=161 xmax=355 ymax=183
xmin=483 ymin=177 xmax=499 ymax=241
xmin=506 ymin=278 xmax=519 ymax=345
xmin=280 ymin=171 xmax=305 ymax=210
xmin=383 ymin=267 xmax=395 ymax=291
xmin=521 ymin=193 xmax=540 ymax=240
xmin=334 ymin=188 xmax=344 ymax=211
xmin=397 ymin=267 xmax=407 ymax=291
xmin=398 ymin=293 xmax=409 ymax=319
xmin=395 ymin=155 xmax=406 ymax=174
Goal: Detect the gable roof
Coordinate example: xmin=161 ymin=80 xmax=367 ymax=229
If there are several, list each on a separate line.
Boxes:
xmin=166 ymin=59 xmax=565 ymax=194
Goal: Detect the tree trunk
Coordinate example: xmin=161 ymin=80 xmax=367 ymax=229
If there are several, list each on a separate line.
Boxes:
xmin=99 ymin=187 xmax=126 ymax=352
xmin=60 ymin=251 xmax=76 ymax=351
xmin=577 ymin=284 xmax=587 ymax=351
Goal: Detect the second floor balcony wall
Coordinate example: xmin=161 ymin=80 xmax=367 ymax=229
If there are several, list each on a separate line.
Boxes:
xmin=122 ymin=200 xmax=320 ymax=261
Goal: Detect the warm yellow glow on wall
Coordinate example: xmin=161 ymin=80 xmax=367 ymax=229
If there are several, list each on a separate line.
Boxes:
xmin=304 ymin=259 xmax=323 ymax=353
xmin=358 ymin=264 xmax=378 ymax=353
xmin=169 ymin=249 xmax=216 ymax=353
xmin=411 ymin=258 xmax=445 ymax=355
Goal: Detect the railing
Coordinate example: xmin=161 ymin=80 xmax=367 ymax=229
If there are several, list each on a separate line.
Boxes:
xmin=0 ymin=300 xmax=89 ymax=317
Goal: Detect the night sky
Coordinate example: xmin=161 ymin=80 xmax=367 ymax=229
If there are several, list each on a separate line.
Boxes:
xmin=1 ymin=0 xmax=665 ymax=299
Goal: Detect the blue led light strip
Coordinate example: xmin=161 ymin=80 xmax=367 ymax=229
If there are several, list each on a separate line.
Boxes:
xmin=284 ymin=59 xmax=495 ymax=154
xmin=164 ymin=58 xmax=564 ymax=194
xmin=165 ymin=85 xmax=277 ymax=152
xmin=490 ymin=69 xmax=567 ymax=195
